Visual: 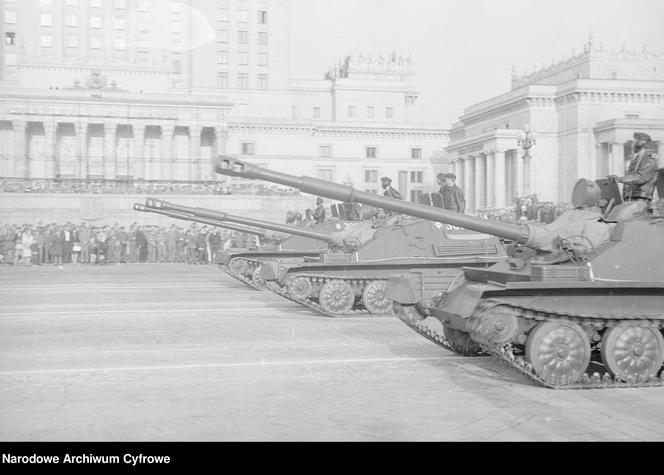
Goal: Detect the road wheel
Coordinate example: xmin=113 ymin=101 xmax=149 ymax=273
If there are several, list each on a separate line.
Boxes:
xmin=362 ymin=280 xmax=393 ymax=316
xmin=287 ymin=276 xmax=313 ymax=300
xmin=319 ymin=281 xmax=355 ymax=315
xmin=526 ymin=321 xmax=590 ymax=386
xmin=601 ymin=323 xmax=664 ymax=382
xmin=228 ymin=258 xmax=248 ymax=276
xmin=251 ymin=265 xmax=266 ymax=290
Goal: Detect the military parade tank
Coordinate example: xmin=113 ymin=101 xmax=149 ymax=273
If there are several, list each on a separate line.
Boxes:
xmin=378 ymin=177 xmax=664 ymax=389
xmin=214 ymin=157 xmax=508 ymax=317
xmin=142 ymin=198 xmax=362 ymax=289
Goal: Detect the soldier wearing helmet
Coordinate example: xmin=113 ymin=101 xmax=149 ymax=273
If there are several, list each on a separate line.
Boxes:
xmin=609 ymin=132 xmax=659 ymax=203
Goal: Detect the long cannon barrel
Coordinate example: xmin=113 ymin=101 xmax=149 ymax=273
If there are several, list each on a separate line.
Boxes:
xmin=144 ymin=198 xmax=336 ymax=244
xmin=134 ymin=203 xmax=274 ymax=238
xmin=214 ymin=156 xmax=543 ymax=247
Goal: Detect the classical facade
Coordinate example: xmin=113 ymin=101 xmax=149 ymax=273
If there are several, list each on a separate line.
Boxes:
xmin=447 ymin=36 xmax=664 ymax=212
xmin=0 ymin=0 xmax=449 ymax=204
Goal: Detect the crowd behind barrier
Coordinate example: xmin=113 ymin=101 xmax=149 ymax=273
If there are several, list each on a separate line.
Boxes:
xmin=0 ymin=221 xmax=266 ymax=267
xmin=0 ymin=195 xmax=575 ymax=267
xmin=0 ymin=178 xmax=300 ymax=196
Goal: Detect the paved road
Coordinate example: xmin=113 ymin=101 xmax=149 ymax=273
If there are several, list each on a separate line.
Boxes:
xmin=1 ymin=264 xmax=663 ymax=441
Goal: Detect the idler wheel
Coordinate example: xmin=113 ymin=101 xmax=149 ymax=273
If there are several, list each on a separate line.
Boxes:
xmin=251 ymin=265 xmax=266 ymax=290
xmin=287 ymin=276 xmax=313 ymax=300
xmin=525 ymin=321 xmax=590 ymax=386
xmin=228 ymin=258 xmax=248 ymax=276
xmin=443 ymin=326 xmax=482 ymax=356
xmin=601 ymin=323 xmax=664 ymax=382
xmin=362 ymin=280 xmax=394 ymax=316
xmin=318 ymin=281 xmax=355 ymax=315
xmin=473 ymin=306 xmax=519 ymax=344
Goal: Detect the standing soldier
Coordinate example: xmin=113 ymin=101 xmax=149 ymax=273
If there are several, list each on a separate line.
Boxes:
xmin=117 ymin=226 xmax=129 ymax=263
xmin=156 ymin=227 xmax=167 ymax=262
xmin=166 ymin=224 xmax=177 ymax=262
xmin=207 ymin=228 xmax=222 ymax=263
xmin=79 ymin=224 xmax=91 ymax=264
xmin=609 ymin=132 xmax=659 ymax=203
xmin=440 ymin=173 xmax=466 ymax=213
xmin=313 ymin=197 xmax=326 ymax=224
xmin=381 ymin=176 xmax=403 ymax=200
xmin=146 ymin=227 xmax=157 ymax=263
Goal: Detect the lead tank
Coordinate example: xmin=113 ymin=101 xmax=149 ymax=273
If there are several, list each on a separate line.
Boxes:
xmin=142 ymin=198 xmax=364 ymax=289
xmin=214 ymin=157 xmax=507 ymax=317
xmin=381 ymin=177 xmax=664 ymax=389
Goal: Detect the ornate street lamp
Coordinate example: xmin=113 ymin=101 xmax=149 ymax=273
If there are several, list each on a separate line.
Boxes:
xmin=517 ymin=124 xmax=536 ymax=196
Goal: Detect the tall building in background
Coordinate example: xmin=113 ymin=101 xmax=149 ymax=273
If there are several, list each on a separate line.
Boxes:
xmin=446 ymin=36 xmax=664 ymax=211
xmin=0 ymin=0 xmax=449 ymax=201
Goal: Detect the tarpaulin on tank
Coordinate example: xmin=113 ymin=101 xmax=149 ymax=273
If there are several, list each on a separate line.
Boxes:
xmin=527 ymin=210 xmax=611 ymax=252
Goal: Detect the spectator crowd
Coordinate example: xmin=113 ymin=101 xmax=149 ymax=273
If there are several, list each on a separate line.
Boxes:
xmin=477 ymin=194 xmax=572 ymax=224
xmin=0 ymin=221 xmax=264 ymax=267
xmin=0 ymin=178 xmax=300 ymax=196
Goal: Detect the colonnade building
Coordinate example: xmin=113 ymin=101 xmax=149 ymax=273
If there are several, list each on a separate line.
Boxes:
xmin=0 ymin=0 xmax=449 ymax=203
xmin=447 ymin=37 xmax=664 ymax=212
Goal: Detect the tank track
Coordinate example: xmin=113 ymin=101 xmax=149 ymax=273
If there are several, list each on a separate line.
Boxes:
xmin=217 ymin=262 xmax=265 ymax=291
xmin=265 ymin=275 xmax=394 ymax=318
xmin=394 ymin=300 xmax=664 ymax=389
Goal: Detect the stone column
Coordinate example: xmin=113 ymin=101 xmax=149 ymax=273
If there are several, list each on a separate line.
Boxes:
xmin=463 ymin=156 xmax=474 ymax=212
xmin=76 ymin=122 xmax=90 ymax=178
xmin=188 ymin=125 xmax=201 ymax=181
xmin=515 ymin=150 xmax=524 ymax=198
xmin=494 ymin=150 xmax=506 ymax=208
xmin=43 ymin=121 xmax=56 ymax=179
xmin=475 ymin=153 xmax=486 ymax=210
xmin=133 ymin=123 xmax=145 ymax=180
xmin=215 ymin=125 xmax=228 ymax=181
xmin=104 ymin=123 xmax=117 ymax=179
xmin=486 ymin=152 xmax=495 ymax=208
xmin=160 ymin=124 xmax=174 ymax=181
xmin=13 ymin=121 xmax=27 ymax=178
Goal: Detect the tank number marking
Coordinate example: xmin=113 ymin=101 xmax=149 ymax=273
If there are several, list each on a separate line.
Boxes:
xmin=446 ymin=225 xmax=463 ymax=231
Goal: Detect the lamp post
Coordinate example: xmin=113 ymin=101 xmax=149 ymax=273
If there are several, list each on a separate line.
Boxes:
xmin=517 ymin=124 xmax=536 ymax=196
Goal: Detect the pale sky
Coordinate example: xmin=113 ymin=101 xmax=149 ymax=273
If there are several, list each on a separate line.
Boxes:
xmin=289 ymin=0 xmax=664 ymax=126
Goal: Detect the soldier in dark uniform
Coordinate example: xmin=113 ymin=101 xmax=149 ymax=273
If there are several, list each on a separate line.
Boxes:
xmin=381 ymin=176 xmax=402 ymax=200
xmin=609 ymin=132 xmax=659 ymax=203
xmin=313 ymin=197 xmax=326 ymax=224
xmin=440 ymin=173 xmax=466 ymax=213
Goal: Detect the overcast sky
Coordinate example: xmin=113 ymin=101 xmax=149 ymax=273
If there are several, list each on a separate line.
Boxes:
xmin=289 ymin=0 xmax=664 ymax=126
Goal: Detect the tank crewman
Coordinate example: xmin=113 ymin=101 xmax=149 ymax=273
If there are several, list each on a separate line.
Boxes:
xmin=440 ymin=173 xmax=466 ymax=213
xmin=609 ymin=132 xmax=659 ymax=203
xmin=381 ymin=176 xmax=403 ymax=200
xmin=313 ymin=197 xmax=326 ymax=224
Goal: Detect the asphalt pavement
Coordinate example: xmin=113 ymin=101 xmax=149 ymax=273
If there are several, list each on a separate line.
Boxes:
xmin=1 ymin=263 xmax=663 ymax=441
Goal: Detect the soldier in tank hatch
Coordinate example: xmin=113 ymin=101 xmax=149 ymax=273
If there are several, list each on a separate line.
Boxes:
xmin=313 ymin=197 xmax=326 ymax=224
xmin=609 ymin=132 xmax=659 ymax=203
xmin=381 ymin=176 xmax=402 ymax=200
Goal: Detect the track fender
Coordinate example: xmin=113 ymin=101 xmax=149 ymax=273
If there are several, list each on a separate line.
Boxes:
xmin=385 ymin=273 xmax=420 ymax=305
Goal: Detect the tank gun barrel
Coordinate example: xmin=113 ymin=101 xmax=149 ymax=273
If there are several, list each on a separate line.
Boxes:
xmin=215 ymin=156 xmax=534 ymax=245
xmin=143 ymin=198 xmax=335 ymax=244
xmin=133 ymin=203 xmax=273 ymax=238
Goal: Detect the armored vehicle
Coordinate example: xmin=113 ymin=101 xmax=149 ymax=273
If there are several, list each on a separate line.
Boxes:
xmin=142 ymin=198 xmax=362 ymax=289
xmin=379 ymin=176 xmax=664 ymax=389
xmin=215 ymin=157 xmax=508 ymax=317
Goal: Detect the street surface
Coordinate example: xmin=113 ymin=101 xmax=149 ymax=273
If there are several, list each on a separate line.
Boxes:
xmin=1 ymin=264 xmax=663 ymax=441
